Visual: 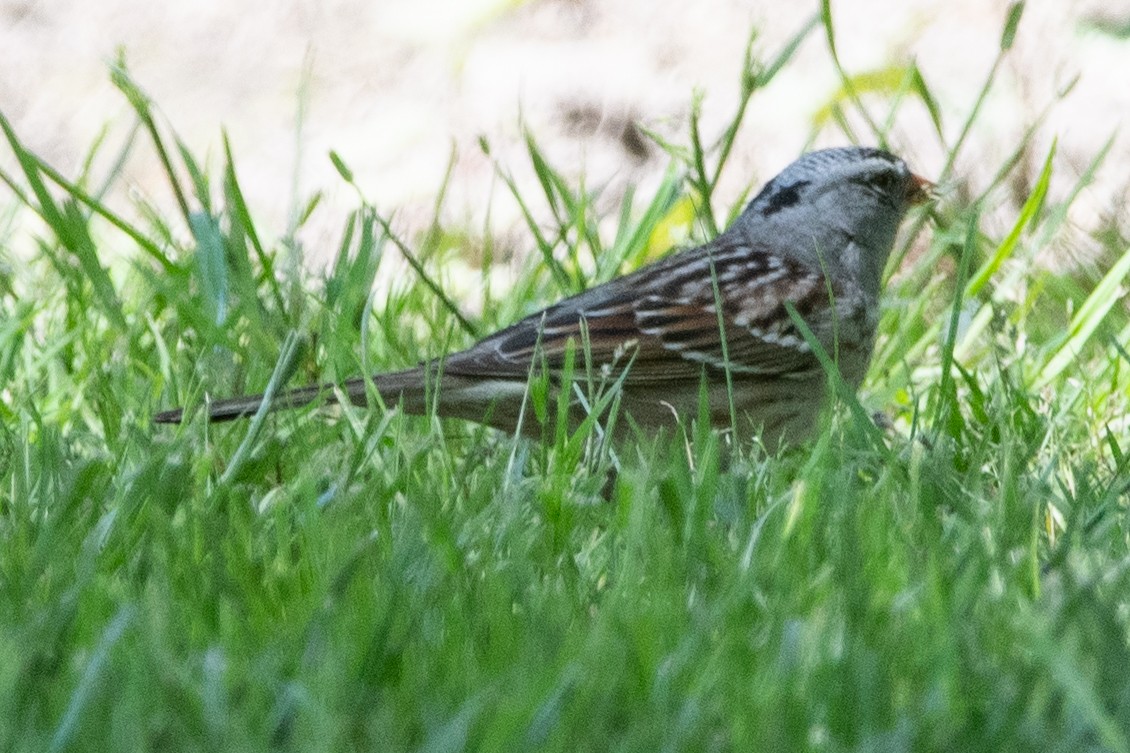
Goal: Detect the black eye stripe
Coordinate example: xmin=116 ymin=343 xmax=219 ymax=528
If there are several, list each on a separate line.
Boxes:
xmin=759 ymin=179 xmax=811 ymax=216
xmin=852 ymin=171 xmax=903 ymax=199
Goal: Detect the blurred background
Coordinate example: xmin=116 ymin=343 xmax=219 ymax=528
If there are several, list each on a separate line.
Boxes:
xmin=3 ymin=0 xmax=1129 ymax=271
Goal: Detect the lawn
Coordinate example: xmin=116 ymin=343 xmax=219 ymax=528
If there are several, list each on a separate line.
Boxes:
xmin=2 ymin=4 xmax=1129 ymax=752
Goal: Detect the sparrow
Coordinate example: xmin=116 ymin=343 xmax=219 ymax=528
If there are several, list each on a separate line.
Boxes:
xmin=155 ymin=146 xmax=932 ymax=446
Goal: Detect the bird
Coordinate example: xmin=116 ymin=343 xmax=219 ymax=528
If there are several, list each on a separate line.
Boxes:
xmin=155 ymin=146 xmax=932 ymax=446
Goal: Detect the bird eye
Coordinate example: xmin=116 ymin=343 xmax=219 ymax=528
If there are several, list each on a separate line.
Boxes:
xmin=857 ymin=169 xmax=907 ymax=205
xmin=869 ymin=170 xmax=903 ymax=197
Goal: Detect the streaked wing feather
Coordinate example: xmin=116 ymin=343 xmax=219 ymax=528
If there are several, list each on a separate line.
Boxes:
xmin=442 ymin=236 xmax=836 ymax=383
xmin=637 ymin=270 xmax=824 ymax=378
xmin=445 ymin=299 xmax=706 ymax=383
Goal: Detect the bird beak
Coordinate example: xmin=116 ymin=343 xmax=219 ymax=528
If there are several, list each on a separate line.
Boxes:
xmin=906 ymin=173 xmax=935 ymax=205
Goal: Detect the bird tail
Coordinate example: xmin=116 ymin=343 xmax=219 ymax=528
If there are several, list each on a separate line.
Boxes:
xmin=152 ymin=367 xmax=432 ymax=425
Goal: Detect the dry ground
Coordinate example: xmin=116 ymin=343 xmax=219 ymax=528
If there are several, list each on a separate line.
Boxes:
xmin=3 ymin=0 xmax=1129 ymax=272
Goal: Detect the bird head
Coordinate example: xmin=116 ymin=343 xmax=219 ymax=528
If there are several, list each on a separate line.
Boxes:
xmin=740 ymin=146 xmax=932 ymax=295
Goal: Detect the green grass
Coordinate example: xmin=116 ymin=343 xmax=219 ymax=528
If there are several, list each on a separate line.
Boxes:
xmin=3 ymin=5 xmax=1130 ymax=751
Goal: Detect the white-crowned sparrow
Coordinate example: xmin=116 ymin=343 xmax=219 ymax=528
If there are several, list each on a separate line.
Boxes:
xmin=156 ymin=146 xmax=932 ymax=445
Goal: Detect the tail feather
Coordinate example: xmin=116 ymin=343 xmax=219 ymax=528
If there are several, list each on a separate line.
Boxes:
xmin=152 ymin=382 xmax=334 ymax=424
xmin=152 ymin=367 xmax=435 ymax=425
xmin=155 ymin=365 xmax=606 ymax=437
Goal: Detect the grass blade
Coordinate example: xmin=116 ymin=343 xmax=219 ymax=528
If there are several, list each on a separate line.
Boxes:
xmin=373 ymin=213 xmax=477 ymax=338
xmin=218 ymin=330 xmax=304 ymax=486
xmin=1035 ymin=244 xmax=1130 ymax=389
xmin=966 ymin=141 xmax=1055 ymax=298
xmin=188 ymin=211 xmax=229 ymax=326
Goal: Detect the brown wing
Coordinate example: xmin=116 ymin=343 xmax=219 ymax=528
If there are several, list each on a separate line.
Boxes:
xmin=441 ymin=235 xmax=846 ymax=384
